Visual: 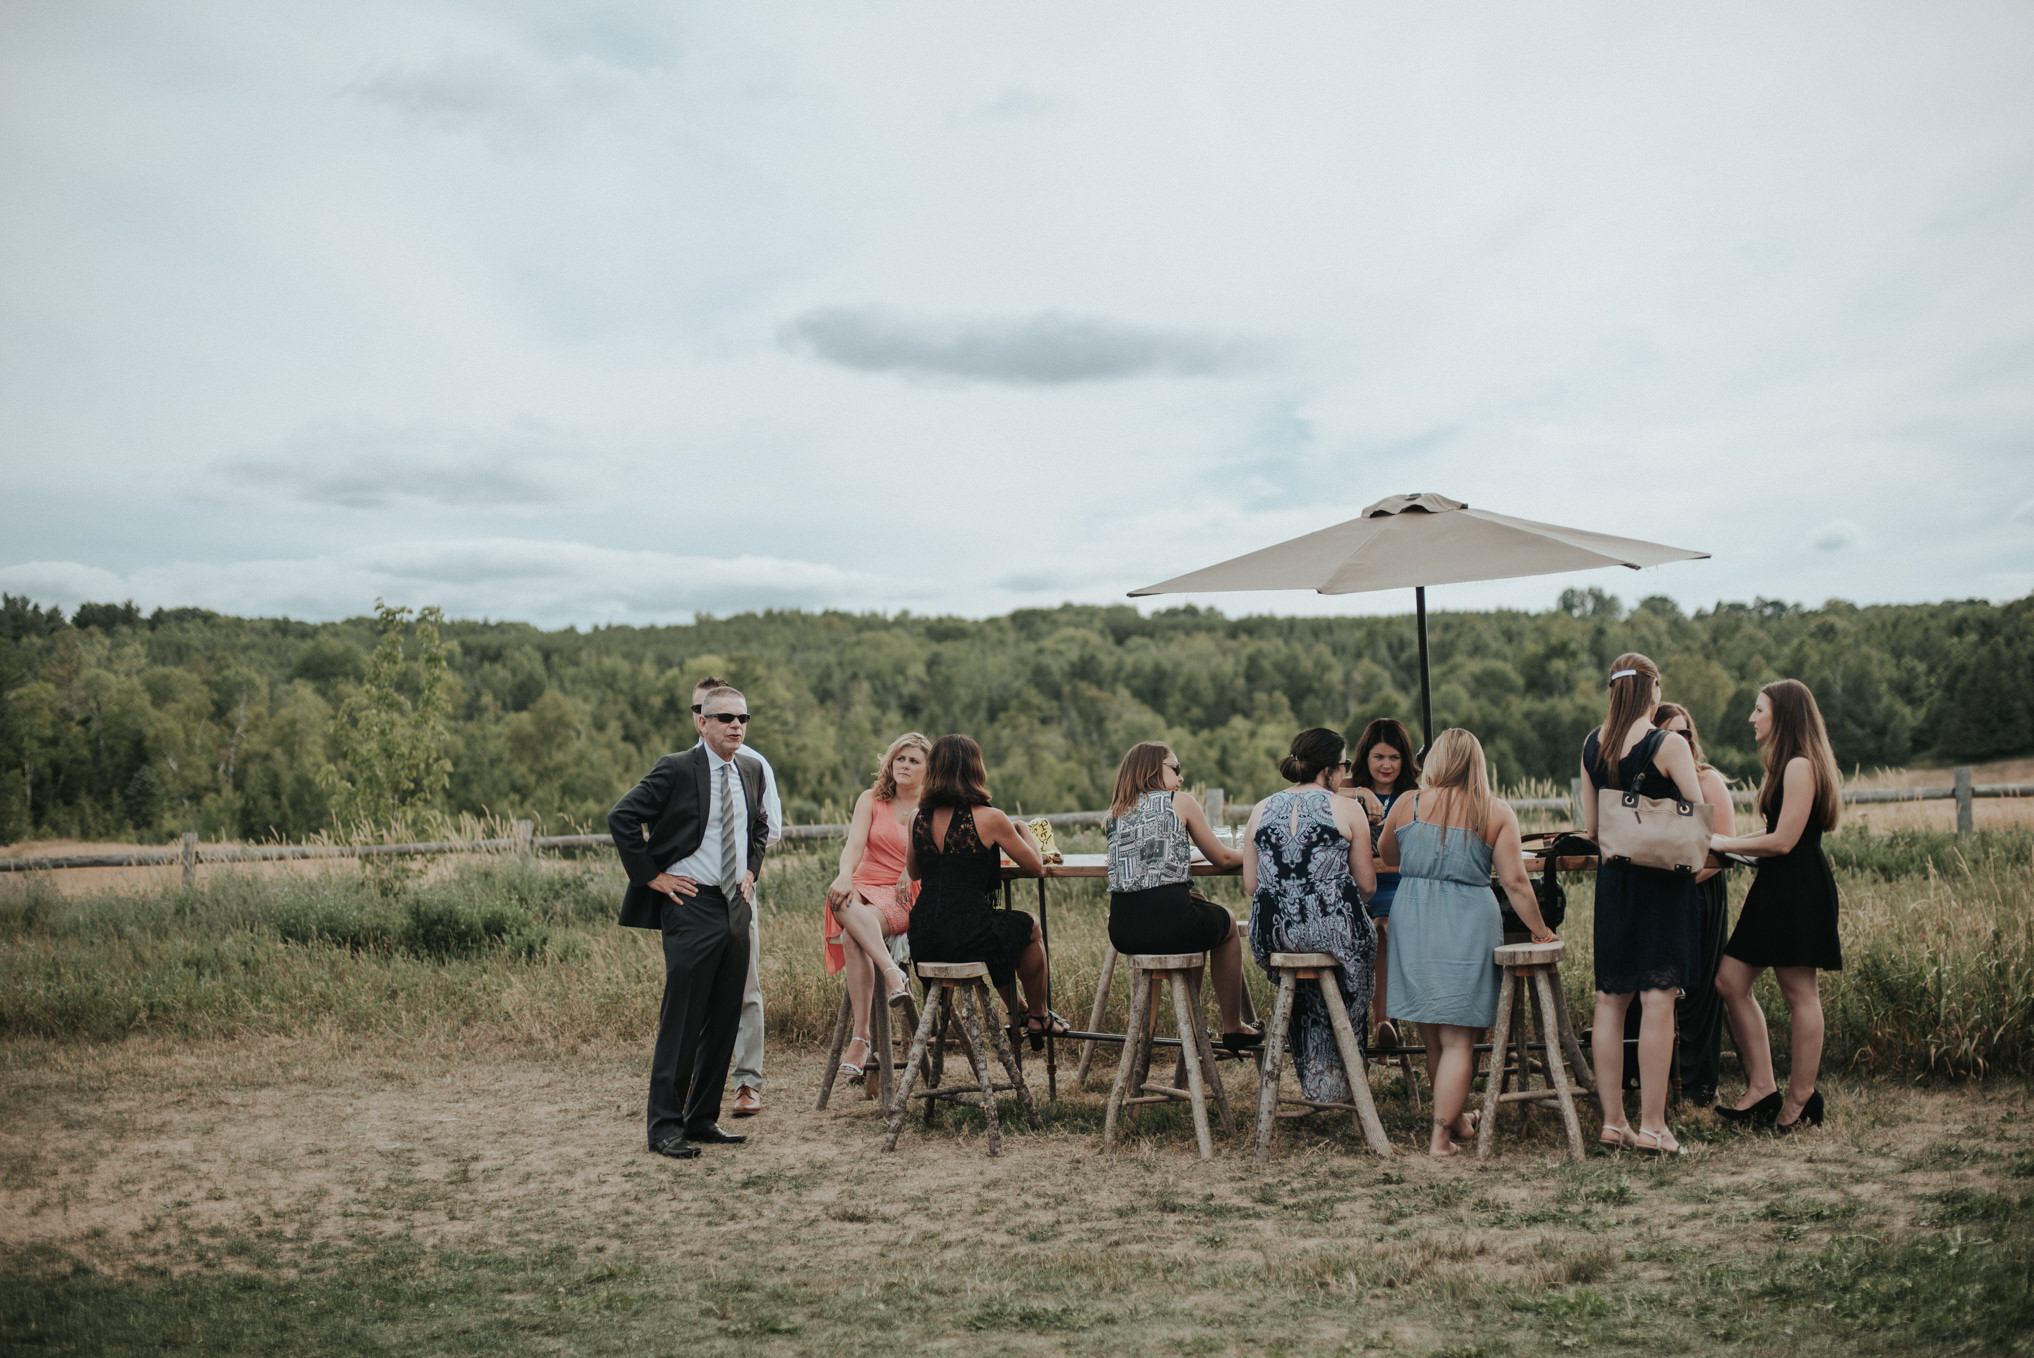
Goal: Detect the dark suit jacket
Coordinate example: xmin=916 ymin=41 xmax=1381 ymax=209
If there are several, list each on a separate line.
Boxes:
xmin=609 ymin=745 xmax=771 ymax=929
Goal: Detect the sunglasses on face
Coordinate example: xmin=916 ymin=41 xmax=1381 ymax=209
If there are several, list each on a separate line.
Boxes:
xmin=1163 ymin=761 xmax=1182 ymax=774
xmin=704 ymin=712 xmax=751 ymax=725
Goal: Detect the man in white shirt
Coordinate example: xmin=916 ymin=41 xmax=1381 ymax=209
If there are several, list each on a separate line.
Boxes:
xmin=690 ymin=677 xmax=782 ymax=1117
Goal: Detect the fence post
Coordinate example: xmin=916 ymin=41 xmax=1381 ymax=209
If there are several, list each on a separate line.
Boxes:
xmin=514 ymin=819 xmax=534 ymax=860
xmin=1570 ymin=778 xmax=1587 ymax=828
xmin=180 ymin=832 xmax=197 ymax=888
xmin=1954 ymin=766 xmax=1973 ymax=838
xmin=1205 ymin=788 xmax=1225 ymax=842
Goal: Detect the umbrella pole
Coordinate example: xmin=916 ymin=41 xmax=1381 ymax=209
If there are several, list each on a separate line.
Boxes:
xmin=1415 ymin=586 xmax=1433 ymax=758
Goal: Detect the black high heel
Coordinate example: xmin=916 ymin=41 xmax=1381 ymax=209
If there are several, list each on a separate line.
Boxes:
xmin=1714 ymin=1091 xmax=1782 ymax=1125
xmin=1775 ymin=1090 xmax=1824 ymax=1131
xmin=1221 ymin=1022 xmax=1265 ymax=1054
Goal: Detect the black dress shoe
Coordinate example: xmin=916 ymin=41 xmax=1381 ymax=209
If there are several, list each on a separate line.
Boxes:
xmin=1221 ymin=1023 xmax=1265 ymax=1054
xmin=650 ymin=1135 xmax=699 ymax=1159
xmin=1714 ymin=1091 xmax=1782 ymax=1125
xmin=686 ymin=1123 xmax=747 ymax=1145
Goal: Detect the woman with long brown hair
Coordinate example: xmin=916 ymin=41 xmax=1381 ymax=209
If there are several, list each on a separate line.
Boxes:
xmin=1710 ymin=679 xmax=1844 ymax=1130
xmin=1653 ymin=702 xmax=1736 ymax=1109
xmin=1339 ymin=718 xmax=1420 ymax=1047
xmin=905 ymin=735 xmax=1059 ymax=1041
xmin=1581 ymin=652 xmax=1708 ymax=1155
xmin=1105 ymin=742 xmax=1255 ymax=1048
xmin=822 ymin=733 xmax=930 ymax=1083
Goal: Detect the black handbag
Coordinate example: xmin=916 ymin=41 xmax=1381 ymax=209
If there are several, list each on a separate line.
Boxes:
xmin=1490 ymin=832 xmax=1589 ymax=934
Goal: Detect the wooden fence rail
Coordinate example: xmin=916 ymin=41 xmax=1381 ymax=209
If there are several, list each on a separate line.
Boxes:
xmin=4 ymin=771 xmax=2028 ymax=885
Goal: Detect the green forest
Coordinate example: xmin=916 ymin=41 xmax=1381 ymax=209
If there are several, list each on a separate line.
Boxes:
xmin=2 ymin=587 xmax=2030 ymax=846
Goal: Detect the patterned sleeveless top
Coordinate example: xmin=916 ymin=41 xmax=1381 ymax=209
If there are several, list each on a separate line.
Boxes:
xmin=1106 ymin=789 xmax=1193 ymax=893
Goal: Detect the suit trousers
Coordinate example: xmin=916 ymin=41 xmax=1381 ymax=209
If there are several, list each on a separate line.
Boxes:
xmin=731 ymin=909 xmax=765 ymax=1092
xmin=648 ymin=885 xmax=752 ymax=1144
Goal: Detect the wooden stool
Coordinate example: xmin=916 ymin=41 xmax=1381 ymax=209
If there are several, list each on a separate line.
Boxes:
xmin=1102 ymin=954 xmax=1235 ymax=1160
xmin=815 ymin=982 xmax=927 ymax=1115
xmin=883 ymin=962 xmax=1041 ymax=1157
xmin=1252 ymin=953 xmax=1393 ymax=1160
xmin=1475 ymin=940 xmax=1586 ymax=1163
xmin=1073 ymin=943 xmax=1260 ymax=1090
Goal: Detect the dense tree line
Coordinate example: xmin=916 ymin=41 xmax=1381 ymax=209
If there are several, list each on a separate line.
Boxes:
xmin=2 ymin=588 xmax=2029 ymax=845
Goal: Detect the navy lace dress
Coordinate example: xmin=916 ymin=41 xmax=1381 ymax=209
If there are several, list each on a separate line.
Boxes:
xmin=1248 ymin=788 xmax=1375 ymax=1103
xmin=907 ymin=804 xmax=1034 ymax=986
xmin=1584 ymin=728 xmax=1702 ymax=996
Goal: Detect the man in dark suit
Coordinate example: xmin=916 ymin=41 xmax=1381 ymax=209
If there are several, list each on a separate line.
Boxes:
xmin=609 ymin=684 xmax=771 ymax=1159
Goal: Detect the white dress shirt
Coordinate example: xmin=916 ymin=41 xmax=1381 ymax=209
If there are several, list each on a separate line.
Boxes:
xmin=664 ymin=745 xmax=754 ymax=885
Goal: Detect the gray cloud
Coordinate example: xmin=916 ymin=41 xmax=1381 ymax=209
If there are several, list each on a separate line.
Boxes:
xmin=781 ymin=307 xmax=1272 ymax=385
xmin=1806 ymin=519 xmax=1865 ymax=552
xmin=2013 ymin=498 xmax=2034 ymax=526
xmin=341 ymin=52 xmax=634 ymax=145
xmin=214 ymin=420 xmax=577 ymax=510
xmin=948 ymin=89 xmax=1062 ymax=127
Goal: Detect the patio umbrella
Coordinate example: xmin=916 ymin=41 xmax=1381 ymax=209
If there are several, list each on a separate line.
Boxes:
xmin=1128 ymin=492 xmax=1708 ymax=752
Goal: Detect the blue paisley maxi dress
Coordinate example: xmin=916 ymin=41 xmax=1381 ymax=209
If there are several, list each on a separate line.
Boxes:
xmin=1248 ymin=787 xmax=1376 ymax=1103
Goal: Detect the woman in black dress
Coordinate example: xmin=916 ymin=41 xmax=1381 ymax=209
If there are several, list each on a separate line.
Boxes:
xmin=1654 ymin=702 xmax=1736 ymax=1110
xmin=1711 ymin=679 xmax=1844 ymax=1130
xmin=905 ymin=735 xmax=1060 ymax=1041
xmin=1581 ymin=653 xmax=1709 ymax=1155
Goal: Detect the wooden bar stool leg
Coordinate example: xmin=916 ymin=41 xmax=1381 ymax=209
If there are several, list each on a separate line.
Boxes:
xmin=1475 ymin=966 xmax=1517 ymax=1161
xmin=981 ymin=991 xmax=1044 ymax=1131
xmin=884 ymin=980 xmax=945 ymax=1152
xmin=1398 ymin=1046 xmax=1422 ymax=1114
xmin=1253 ymin=970 xmax=1298 ymax=1162
xmin=1532 ymin=967 xmax=1588 ymax=1163
xmin=1074 ymin=945 xmax=1119 ymax=1089
xmin=926 ymin=990 xmax=952 ymax=1130
xmin=1167 ymin=971 xmax=1216 ymax=1160
xmin=1547 ymin=976 xmax=1593 ymax=1093
xmin=899 ymin=992 xmax=932 ymax=1089
xmin=1104 ymin=965 xmax=1153 ymax=1149
xmin=953 ymin=983 xmax=1003 ymax=1157
xmin=1318 ymin=971 xmax=1393 ymax=1158
xmin=869 ymin=991 xmax=893 ymax=1108
xmin=1184 ymin=970 xmax=1235 ymax=1132
xmin=817 ymin=987 xmax=853 ymax=1110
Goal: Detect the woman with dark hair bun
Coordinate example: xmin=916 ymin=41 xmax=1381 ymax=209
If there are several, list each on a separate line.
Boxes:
xmin=1338 ymin=718 xmax=1420 ymax=1047
xmin=1242 ymin=728 xmax=1377 ymax=1106
xmin=905 ymin=735 xmax=1062 ymax=1042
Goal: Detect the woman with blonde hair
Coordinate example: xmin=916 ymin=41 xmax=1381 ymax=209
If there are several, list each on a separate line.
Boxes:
xmin=1653 ymin=701 xmax=1736 ymax=1108
xmin=1105 ymin=742 xmax=1256 ymax=1049
xmin=1379 ymin=727 xmax=1554 ymax=1156
xmin=1711 ymin=679 xmax=1845 ymax=1130
xmin=822 ymin=733 xmax=931 ymax=1082
xmin=1581 ymin=653 xmax=1708 ymax=1155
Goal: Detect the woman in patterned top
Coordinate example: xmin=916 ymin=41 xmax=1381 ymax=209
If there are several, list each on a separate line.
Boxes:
xmin=1105 ymin=742 xmax=1256 ymax=1050
xmin=1242 ymin=728 xmax=1377 ymax=1105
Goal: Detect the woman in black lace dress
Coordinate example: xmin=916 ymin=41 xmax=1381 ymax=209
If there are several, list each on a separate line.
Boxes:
xmin=1711 ymin=679 xmax=1844 ymax=1131
xmin=905 ymin=736 xmax=1059 ymax=1040
xmin=1581 ymin=652 xmax=1709 ymax=1155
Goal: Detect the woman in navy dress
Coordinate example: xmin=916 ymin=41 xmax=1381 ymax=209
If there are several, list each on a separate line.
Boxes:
xmin=1581 ymin=653 xmax=1711 ymax=1156
xmin=1711 ymin=679 xmax=1844 ymax=1131
xmin=1340 ymin=718 xmax=1420 ymax=1049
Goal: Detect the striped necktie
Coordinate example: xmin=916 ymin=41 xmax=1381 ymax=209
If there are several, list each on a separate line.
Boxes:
xmin=720 ymin=762 xmax=742 ymax=896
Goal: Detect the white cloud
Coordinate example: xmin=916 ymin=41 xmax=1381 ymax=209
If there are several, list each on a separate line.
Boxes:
xmin=1806 ymin=520 xmax=1865 ymax=552
xmin=2012 ymin=498 xmax=2034 ymax=525
xmin=210 ymin=418 xmax=591 ymax=511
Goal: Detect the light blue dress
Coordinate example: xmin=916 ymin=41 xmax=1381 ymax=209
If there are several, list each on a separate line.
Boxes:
xmin=1386 ymin=794 xmax=1503 ymax=1028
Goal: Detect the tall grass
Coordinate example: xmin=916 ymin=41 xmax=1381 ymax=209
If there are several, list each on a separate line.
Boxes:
xmin=2 ymin=828 xmax=2030 ymax=1077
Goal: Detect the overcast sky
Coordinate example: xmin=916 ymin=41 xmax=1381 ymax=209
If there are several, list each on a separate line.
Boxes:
xmin=4 ymin=3 xmax=2032 ymax=628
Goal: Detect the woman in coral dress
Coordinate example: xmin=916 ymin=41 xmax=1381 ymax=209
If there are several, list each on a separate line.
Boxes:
xmin=823 ymin=733 xmax=931 ymax=1082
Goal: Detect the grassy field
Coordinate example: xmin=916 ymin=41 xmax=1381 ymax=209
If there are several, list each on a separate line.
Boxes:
xmin=3 ymin=825 xmax=2033 ymax=1353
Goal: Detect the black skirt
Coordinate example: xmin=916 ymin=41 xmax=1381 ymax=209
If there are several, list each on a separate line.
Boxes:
xmin=1109 ymin=882 xmax=1234 ymax=956
xmin=1725 ymin=820 xmax=1843 ymax=971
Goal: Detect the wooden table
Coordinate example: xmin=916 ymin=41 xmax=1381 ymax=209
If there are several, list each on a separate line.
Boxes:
xmin=997 ymin=853 xmax=1240 ymax=1100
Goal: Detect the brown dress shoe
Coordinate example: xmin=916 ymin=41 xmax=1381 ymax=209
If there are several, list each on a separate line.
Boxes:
xmin=732 ymin=1086 xmax=762 ymax=1117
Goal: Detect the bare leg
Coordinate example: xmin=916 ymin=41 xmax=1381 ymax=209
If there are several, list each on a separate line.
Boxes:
xmin=1592 ymin=991 xmax=1632 ymax=1129
xmin=836 ymin=901 xmax=903 ymax=995
xmin=1209 ymin=915 xmax=1246 ymax=1033
xmin=837 ymin=925 xmax=877 ymax=1048
xmin=1774 ymin=967 xmax=1824 ymax=1122
xmin=1635 ymin=987 xmax=1676 ymax=1132
xmin=1013 ymin=916 xmax=1051 ymax=1020
xmin=1715 ymin=956 xmax=1778 ymax=1107
xmin=1370 ymin=917 xmax=1389 ymax=1029
xmin=1420 ymin=1022 xmax=1477 ymax=1155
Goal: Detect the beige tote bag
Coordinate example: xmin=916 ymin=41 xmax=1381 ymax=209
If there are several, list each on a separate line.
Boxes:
xmin=1594 ymin=788 xmax=1715 ymax=875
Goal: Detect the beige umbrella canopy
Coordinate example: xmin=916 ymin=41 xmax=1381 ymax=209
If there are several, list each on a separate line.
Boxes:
xmin=1130 ymin=492 xmax=1709 ymax=751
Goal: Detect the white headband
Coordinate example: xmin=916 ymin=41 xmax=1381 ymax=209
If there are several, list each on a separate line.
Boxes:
xmin=1608 ymin=668 xmax=1638 ymax=682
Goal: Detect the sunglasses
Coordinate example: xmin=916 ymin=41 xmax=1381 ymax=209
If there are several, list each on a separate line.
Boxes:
xmin=703 ymin=712 xmax=751 ymax=725
xmin=1163 ymin=761 xmax=1182 ymax=774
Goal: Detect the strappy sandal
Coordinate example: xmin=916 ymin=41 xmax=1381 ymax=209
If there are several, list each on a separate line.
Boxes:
xmin=1600 ymin=1122 xmax=1638 ymax=1151
xmin=1024 ymin=1009 xmax=1072 ymax=1051
xmin=882 ymin=965 xmax=911 ymax=1006
xmin=1372 ymin=1019 xmax=1401 ymax=1051
xmin=1221 ymin=1021 xmax=1265 ymax=1054
xmin=1633 ymin=1126 xmax=1685 ymax=1156
xmin=839 ymin=1035 xmax=871 ymax=1086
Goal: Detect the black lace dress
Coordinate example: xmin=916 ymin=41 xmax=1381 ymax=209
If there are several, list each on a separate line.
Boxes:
xmin=1724 ymin=807 xmax=1843 ymax=970
xmin=907 ymin=804 xmax=1034 ymax=986
xmin=1584 ymin=728 xmax=1702 ymax=996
